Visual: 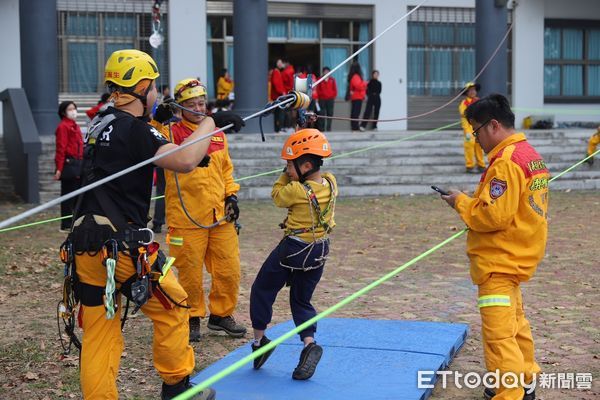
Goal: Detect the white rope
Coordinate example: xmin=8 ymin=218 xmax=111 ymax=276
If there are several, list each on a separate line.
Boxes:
xmin=0 ymin=1 xmax=427 ymax=230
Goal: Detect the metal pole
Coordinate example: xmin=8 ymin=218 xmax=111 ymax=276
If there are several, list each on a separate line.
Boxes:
xmin=233 ymin=0 xmax=269 ymax=133
xmin=475 ymin=0 xmax=509 ymax=97
xmin=20 ymin=0 xmax=59 ymax=136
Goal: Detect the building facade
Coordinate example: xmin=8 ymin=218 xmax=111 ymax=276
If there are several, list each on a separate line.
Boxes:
xmin=0 ymin=0 xmax=598 ymax=133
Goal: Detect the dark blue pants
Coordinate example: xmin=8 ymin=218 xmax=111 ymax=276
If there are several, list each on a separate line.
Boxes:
xmin=250 ymin=237 xmax=329 ymax=341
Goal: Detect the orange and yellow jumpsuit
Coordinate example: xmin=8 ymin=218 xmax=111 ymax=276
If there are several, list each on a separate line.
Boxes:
xmin=454 ymin=133 xmax=548 ymax=400
xmin=588 ymin=126 xmax=600 ymax=158
xmin=459 ymin=97 xmax=486 ymax=169
xmin=76 ymin=251 xmax=193 ymax=399
xmin=156 ymin=119 xmax=241 ymax=319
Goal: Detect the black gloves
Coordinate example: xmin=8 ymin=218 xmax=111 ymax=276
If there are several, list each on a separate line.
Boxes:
xmin=224 ymin=195 xmax=239 ymax=221
xmin=153 ymin=99 xmax=174 ymax=124
xmin=212 ymin=111 xmax=245 ymax=132
xmin=198 ymin=155 xmax=211 ymax=168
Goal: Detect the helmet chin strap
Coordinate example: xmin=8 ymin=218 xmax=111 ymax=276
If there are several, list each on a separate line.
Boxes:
xmin=293 ymin=157 xmax=322 ymax=183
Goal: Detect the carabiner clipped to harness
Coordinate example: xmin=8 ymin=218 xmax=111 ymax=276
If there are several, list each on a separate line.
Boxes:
xmin=57 ymin=239 xmax=81 ymax=355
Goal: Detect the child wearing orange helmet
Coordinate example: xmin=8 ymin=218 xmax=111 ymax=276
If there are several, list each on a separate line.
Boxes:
xmin=249 ymin=128 xmax=338 ymax=380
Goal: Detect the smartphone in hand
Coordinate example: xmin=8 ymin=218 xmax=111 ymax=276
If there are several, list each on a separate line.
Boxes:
xmin=431 ymin=185 xmax=450 ymax=196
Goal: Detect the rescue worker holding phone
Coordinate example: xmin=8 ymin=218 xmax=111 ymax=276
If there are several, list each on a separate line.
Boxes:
xmin=152 ymin=78 xmax=246 ymax=343
xmin=441 ymin=94 xmax=546 ymax=400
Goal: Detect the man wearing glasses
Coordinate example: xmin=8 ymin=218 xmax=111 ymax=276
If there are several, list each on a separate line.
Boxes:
xmin=440 ymin=94 xmax=547 ymax=400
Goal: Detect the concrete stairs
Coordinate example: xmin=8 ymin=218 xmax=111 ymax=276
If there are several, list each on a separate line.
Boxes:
xmin=0 ymin=139 xmax=19 ymax=202
xmin=31 ymin=128 xmax=600 ymax=203
xmin=226 ymin=129 xmax=599 ymax=199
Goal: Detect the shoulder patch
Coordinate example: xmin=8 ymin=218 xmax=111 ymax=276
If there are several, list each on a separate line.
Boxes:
xmin=489 ymin=178 xmax=507 ymax=199
xmin=149 ymin=127 xmax=164 ymax=141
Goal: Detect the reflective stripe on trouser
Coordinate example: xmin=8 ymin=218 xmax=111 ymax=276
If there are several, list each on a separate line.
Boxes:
xmin=169 ymin=223 xmax=241 ymax=318
xmin=588 ymin=133 xmax=600 ymax=156
xmin=478 ymin=273 xmax=541 ymax=400
xmin=75 ymin=253 xmax=194 ymax=399
xmin=464 ymin=131 xmax=485 ymax=169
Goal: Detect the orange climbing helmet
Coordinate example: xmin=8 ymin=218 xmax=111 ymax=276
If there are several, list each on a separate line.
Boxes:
xmin=281 ymin=129 xmax=332 ymax=160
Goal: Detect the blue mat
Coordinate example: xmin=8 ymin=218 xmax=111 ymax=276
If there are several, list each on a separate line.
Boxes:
xmin=191 ymin=318 xmax=468 ymax=400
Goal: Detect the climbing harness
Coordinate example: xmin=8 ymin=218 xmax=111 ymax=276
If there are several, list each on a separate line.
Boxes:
xmin=166 ymin=114 xmax=235 ymax=230
xmin=279 ymin=176 xmax=336 ymax=271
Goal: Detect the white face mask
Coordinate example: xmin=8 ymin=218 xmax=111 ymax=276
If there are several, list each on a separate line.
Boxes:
xmin=66 ymin=109 xmax=78 ymax=120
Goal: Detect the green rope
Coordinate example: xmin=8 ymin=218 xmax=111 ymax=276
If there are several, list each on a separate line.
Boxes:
xmin=549 ymin=149 xmax=599 ymax=183
xmin=0 ymin=122 xmax=459 ymax=234
xmin=173 ymin=228 xmax=468 ymax=400
xmin=174 ymin=150 xmax=597 ymax=400
xmin=104 ymin=258 xmax=116 ymax=320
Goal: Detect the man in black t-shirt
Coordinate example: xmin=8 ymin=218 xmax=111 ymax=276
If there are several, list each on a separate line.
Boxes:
xmin=70 ymin=49 xmax=233 ymax=400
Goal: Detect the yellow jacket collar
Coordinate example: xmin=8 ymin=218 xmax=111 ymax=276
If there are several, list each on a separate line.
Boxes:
xmin=181 ymin=118 xmax=199 ymax=132
xmin=488 ymin=132 xmax=527 ymax=160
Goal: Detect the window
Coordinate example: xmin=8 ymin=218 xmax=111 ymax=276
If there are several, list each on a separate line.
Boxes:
xmin=59 ymin=11 xmax=170 ymax=93
xmin=207 ymin=16 xmax=372 ymax=100
xmin=544 ymin=20 xmax=600 ymax=102
xmin=407 ymin=21 xmax=476 ymax=96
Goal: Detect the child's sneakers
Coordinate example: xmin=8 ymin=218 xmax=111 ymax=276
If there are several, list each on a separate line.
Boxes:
xmin=292 ymin=342 xmax=323 ymax=380
xmin=251 ymin=336 xmax=276 ymax=370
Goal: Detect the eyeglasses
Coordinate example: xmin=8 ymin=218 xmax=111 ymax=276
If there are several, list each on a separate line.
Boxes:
xmin=472 ymin=119 xmax=492 ymax=138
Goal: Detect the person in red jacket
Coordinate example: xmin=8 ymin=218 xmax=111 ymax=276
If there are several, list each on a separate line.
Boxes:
xmin=270 ymin=59 xmax=286 ymax=132
xmin=348 ymin=62 xmax=367 ymax=131
xmin=85 ymin=93 xmax=110 ymax=120
xmin=282 ymin=59 xmax=296 ymax=131
xmin=317 ymin=66 xmax=338 ymax=132
xmin=54 ymin=101 xmax=84 ymax=231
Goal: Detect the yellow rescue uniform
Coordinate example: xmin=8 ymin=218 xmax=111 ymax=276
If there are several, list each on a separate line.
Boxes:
xmin=454 ymin=133 xmax=548 ymax=400
xmin=217 ymin=77 xmax=234 ymax=100
xmin=76 ymin=252 xmax=194 ymax=399
xmin=156 ymin=119 xmax=241 ymax=318
xmin=459 ymin=97 xmax=486 ymax=169
xmin=588 ymin=128 xmax=600 ymax=157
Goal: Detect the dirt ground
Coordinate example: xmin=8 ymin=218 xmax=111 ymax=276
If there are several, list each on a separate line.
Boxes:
xmin=0 ymin=191 xmax=598 ymax=399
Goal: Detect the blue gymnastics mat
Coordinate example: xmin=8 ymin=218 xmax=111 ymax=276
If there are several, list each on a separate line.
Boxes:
xmin=191 ymin=318 xmax=468 ymax=400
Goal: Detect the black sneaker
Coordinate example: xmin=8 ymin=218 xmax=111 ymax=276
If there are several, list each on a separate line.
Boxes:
xmin=477 ymin=166 xmax=486 ymax=173
xmin=151 ymin=224 xmax=163 ymax=234
xmin=251 ymin=336 xmax=276 ymax=370
xmin=484 ymin=387 xmax=535 ymax=400
xmin=161 ymin=376 xmax=216 ymax=400
xmin=207 ymin=315 xmax=247 ymax=338
xmin=292 ymin=342 xmax=323 ymax=380
xmin=189 ymin=317 xmax=201 ymax=342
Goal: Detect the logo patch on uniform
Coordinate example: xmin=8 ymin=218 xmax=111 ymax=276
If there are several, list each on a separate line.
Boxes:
xmin=489 ymin=178 xmax=507 ymax=199
xmin=150 ymin=127 xmax=163 ymax=141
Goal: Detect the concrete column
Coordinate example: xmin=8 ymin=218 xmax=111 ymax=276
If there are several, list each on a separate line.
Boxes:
xmin=19 ymin=0 xmax=58 ymax=136
xmin=233 ymin=0 xmax=269 ymax=133
xmin=511 ymin=0 xmax=544 ymax=127
xmin=0 ymin=0 xmax=22 ymax=135
xmin=475 ymin=0 xmax=508 ymax=98
xmin=375 ymin=0 xmax=408 ymax=131
xmin=168 ymin=0 xmax=206 ymax=92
